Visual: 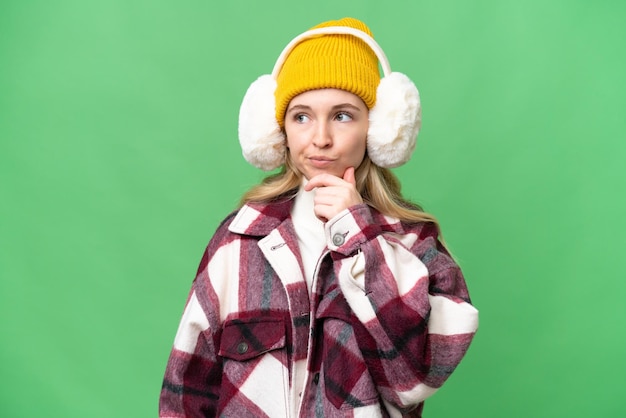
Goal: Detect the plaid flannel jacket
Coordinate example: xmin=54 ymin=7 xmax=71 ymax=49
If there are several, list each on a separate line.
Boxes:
xmin=159 ymin=198 xmax=478 ymax=417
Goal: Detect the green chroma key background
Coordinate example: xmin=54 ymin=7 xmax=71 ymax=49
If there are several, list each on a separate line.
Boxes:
xmin=1 ymin=0 xmax=624 ymax=416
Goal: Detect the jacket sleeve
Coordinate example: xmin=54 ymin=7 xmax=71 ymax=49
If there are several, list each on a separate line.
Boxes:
xmin=325 ymin=204 xmax=479 ymax=411
xmin=159 ymin=249 xmax=223 ymax=417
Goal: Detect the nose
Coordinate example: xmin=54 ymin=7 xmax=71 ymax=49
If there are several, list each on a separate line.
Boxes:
xmin=312 ymin=120 xmax=332 ymax=148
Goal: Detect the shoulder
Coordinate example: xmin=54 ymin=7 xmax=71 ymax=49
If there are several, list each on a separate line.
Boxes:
xmin=193 ymin=198 xmax=294 ymax=274
xmin=364 ymin=204 xmax=441 ymax=240
xmin=203 ymin=197 xmax=295 ymax=253
xmin=193 ymin=210 xmax=240 ymax=275
xmin=407 ymin=222 xmax=459 ymax=276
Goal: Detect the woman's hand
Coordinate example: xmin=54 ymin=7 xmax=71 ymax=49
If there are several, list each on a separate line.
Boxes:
xmin=304 ymin=167 xmax=363 ymax=222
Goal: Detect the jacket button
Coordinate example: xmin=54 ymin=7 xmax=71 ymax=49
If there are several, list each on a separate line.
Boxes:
xmin=332 ymin=233 xmax=345 ymax=246
xmin=237 ymin=342 xmax=249 ymax=354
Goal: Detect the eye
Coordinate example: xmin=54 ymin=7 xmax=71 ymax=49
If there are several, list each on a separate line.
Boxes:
xmin=335 ymin=112 xmax=353 ymax=122
xmin=295 ymin=114 xmax=310 ymax=123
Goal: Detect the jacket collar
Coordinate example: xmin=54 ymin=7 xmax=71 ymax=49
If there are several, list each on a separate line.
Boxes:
xmin=228 ymin=197 xmax=295 ymax=237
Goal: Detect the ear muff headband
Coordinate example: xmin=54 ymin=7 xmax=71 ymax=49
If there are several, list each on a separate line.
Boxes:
xmin=238 ymin=26 xmax=421 ymax=171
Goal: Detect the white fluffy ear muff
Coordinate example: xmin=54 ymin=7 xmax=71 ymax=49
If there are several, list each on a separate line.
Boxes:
xmin=237 ymin=26 xmax=421 ymax=171
xmin=238 ymin=74 xmax=285 ymax=171
xmin=368 ymin=72 xmax=421 ymax=168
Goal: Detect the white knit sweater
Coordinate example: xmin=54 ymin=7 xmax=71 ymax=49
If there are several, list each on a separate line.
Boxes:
xmin=291 ymin=182 xmax=327 ymax=291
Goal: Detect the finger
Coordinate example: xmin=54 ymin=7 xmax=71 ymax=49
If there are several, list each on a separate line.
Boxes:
xmin=342 ymin=166 xmax=356 ymax=186
xmin=312 ymin=190 xmax=339 ymax=206
xmin=312 ymin=202 xmax=333 ymax=223
xmin=304 ymin=173 xmax=345 ymax=191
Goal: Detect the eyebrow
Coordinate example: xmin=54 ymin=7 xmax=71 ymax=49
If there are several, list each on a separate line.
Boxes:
xmin=286 ymin=103 xmax=364 ymax=114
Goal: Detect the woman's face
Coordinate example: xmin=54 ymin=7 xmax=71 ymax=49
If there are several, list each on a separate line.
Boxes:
xmin=284 ymin=89 xmax=369 ymax=180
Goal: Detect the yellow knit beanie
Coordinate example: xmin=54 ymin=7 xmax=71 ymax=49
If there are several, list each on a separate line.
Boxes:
xmin=274 ymin=17 xmax=380 ymax=126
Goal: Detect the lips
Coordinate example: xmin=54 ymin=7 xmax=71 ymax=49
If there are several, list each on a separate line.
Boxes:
xmin=308 ymin=156 xmax=335 ymax=168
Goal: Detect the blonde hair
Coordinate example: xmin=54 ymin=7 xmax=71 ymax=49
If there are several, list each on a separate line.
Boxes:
xmin=239 ymin=154 xmax=440 ymax=228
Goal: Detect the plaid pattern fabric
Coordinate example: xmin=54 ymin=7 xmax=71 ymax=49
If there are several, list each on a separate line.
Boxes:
xmin=159 ymin=198 xmax=478 ymax=417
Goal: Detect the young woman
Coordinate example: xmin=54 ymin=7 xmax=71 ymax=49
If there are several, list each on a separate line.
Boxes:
xmin=159 ymin=17 xmax=478 ymax=418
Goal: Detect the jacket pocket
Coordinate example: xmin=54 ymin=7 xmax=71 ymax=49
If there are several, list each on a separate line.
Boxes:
xmin=219 ymin=317 xmax=286 ymax=361
xmin=217 ymin=317 xmax=290 ymax=416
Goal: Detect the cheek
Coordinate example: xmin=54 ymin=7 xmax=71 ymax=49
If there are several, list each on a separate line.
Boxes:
xmin=352 ymin=135 xmax=368 ymax=164
xmin=285 ymin=136 xmax=297 ymax=153
xmin=354 ymin=132 xmax=368 ymax=154
xmin=284 ymin=126 xmax=299 ymax=149
xmin=285 ymin=129 xmax=309 ymax=153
